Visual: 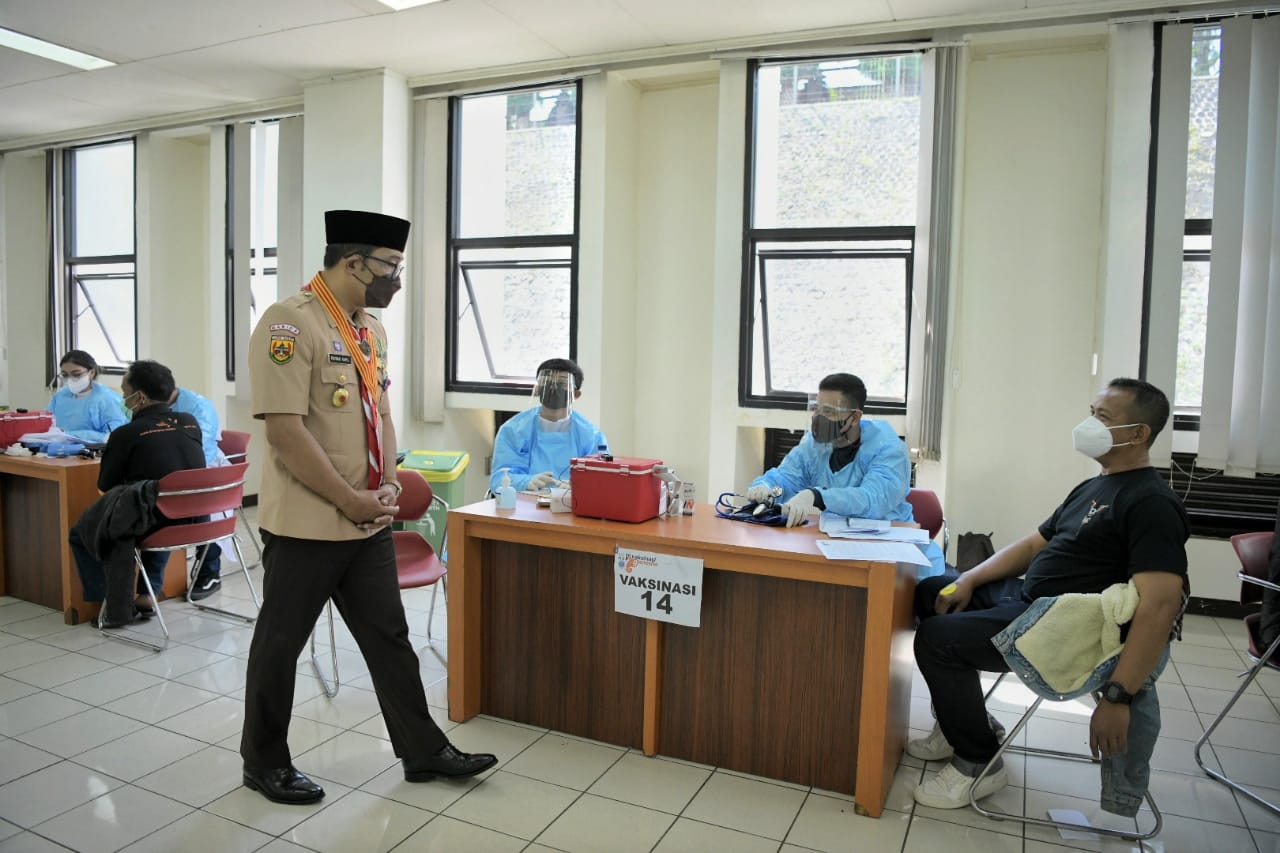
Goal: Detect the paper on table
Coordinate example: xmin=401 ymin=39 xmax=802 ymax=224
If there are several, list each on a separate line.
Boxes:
xmin=839 ymin=527 xmax=931 ymax=545
xmin=815 ymin=538 xmax=932 ymax=567
xmin=818 ymin=512 xmax=889 ymax=535
xmin=18 ymin=428 xmax=76 ymax=443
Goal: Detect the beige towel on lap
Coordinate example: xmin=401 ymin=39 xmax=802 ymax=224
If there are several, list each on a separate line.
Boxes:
xmin=1012 ymin=581 xmax=1140 ymax=694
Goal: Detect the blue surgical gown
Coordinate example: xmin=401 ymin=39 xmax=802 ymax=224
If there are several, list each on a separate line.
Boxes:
xmin=490 ymin=407 xmax=609 ymax=493
xmin=170 ymin=387 xmax=223 ymax=466
xmin=749 ymin=417 xmax=946 ymax=579
xmin=48 ymin=382 xmax=127 ymax=443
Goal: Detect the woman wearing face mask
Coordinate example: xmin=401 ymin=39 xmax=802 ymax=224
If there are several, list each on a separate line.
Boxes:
xmin=47 ymin=350 xmax=127 ymax=443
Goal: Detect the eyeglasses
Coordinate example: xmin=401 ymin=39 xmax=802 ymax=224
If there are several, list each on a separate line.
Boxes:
xmin=809 ymin=403 xmax=856 ymax=420
xmin=354 ymin=253 xmax=405 ymax=280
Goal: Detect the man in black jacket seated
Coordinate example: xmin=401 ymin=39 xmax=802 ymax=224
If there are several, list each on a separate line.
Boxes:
xmin=70 ymin=360 xmax=205 ymax=625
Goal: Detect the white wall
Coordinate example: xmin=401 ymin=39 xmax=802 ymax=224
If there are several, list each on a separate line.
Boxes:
xmin=943 ymin=28 xmax=1111 ymax=542
xmin=2 ymin=152 xmax=50 ymax=410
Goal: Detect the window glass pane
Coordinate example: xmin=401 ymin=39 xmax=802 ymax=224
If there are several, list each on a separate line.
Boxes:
xmin=1176 ymin=257 xmax=1209 ymax=410
xmin=453 ymin=245 xmax=572 ymax=384
xmin=753 ymin=56 xmax=921 ymax=229
xmin=456 ymin=86 xmax=577 ymax=238
xmin=1186 ymin=26 xmax=1220 ymax=220
xmin=70 ymin=262 xmax=135 ymax=368
xmin=750 ymin=244 xmax=908 ymax=401
xmin=71 ymin=141 xmax=134 ymax=257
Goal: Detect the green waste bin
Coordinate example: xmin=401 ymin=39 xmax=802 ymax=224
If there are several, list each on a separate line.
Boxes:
xmin=396 ymin=450 xmax=470 ymax=554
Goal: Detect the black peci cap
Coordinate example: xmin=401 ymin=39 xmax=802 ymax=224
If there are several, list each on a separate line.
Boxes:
xmin=324 ymin=210 xmax=411 ymax=251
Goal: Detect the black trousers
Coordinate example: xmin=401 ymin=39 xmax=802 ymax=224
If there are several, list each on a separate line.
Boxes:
xmin=913 ymin=574 xmax=1030 ymax=768
xmin=240 ymin=528 xmax=447 ymax=770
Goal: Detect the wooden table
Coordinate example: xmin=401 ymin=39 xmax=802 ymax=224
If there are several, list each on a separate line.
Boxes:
xmin=0 ymin=455 xmax=186 ymax=624
xmin=446 ymin=495 xmax=917 ymax=817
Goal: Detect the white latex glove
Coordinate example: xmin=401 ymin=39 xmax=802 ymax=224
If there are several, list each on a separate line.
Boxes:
xmin=781 ymin=489 xmax=816 ymax=527
xmin=527 ymin=471 xmax=556 ymax=491
xmin=745 ymin=484 xmax=773 ymax=503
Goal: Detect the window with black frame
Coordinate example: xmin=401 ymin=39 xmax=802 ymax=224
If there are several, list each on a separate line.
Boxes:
xmin=446 ymin=82 xmax=581 ymax=393
xmin=63 ymin=139 xmax=136 ymax=372
xmin=741 ymin=55 xmax=923 ymax=413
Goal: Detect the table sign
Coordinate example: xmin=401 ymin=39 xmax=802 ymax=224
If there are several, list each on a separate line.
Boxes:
xmin=614 ymin=546 xmax=703 ymax=627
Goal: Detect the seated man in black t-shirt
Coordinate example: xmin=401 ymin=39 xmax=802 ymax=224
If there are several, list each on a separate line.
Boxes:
xmin=70 ymin=360 xmax=206 ymax=624
xmin=908 ymin=378 xmax=1189 ymax=810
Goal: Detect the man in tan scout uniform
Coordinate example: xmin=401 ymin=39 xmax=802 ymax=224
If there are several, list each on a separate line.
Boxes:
xmin=240 ymin=209 xmax=496 ymax=805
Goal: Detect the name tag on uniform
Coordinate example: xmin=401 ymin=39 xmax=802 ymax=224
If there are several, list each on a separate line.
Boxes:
xmin=328 ymin=354 xmax=353 ymax=364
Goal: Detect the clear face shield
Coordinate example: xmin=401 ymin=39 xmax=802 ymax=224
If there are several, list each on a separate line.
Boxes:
xmin=807 ymin=393 xmax=858 ymax=445
xmin=533 ymin=370 xmax=575 ymax=420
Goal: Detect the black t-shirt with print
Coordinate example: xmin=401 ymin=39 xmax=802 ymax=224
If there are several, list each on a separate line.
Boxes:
xmin=1022 ymin=467 xmax=1189 ymax=601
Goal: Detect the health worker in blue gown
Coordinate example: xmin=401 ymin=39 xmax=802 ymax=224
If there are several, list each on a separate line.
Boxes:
xmin=48 ymin=350 xmax=127 ymax=442
xmin=747 ymin=372 xmax=946 ymax=579
xmin=489 ymin=358 xmax=608 ymax=494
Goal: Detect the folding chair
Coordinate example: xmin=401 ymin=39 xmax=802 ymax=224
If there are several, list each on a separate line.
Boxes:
xmin=216 ymin=430 xmax=263 ymax=568
xmin=101 ymin=463 xmax=261 ymax=652
xmin=968 ymin=671 xmax=1163 ymax=841
xmin=1194 ymin=530 xmax=1280 ymax=817
xmin=906 ymin=488 xmax=949 ymax=554
xmin=310 ymin=470 xmax=450 ymax=696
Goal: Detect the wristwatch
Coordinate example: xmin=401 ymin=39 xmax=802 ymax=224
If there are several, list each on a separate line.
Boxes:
xmin=1099 ymin=681 xmax=1134 ymax=705
xmin=381 ymin=480 xmax=403 ymax=499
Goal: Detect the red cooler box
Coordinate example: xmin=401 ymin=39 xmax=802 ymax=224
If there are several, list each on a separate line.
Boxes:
xmin=570 ymin=456 xmax=663 ymax=523
xmin=0 ymin=410 xmax=53 ymax=446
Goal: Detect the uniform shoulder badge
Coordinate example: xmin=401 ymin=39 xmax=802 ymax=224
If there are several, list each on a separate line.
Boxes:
xmin=270 ymin=335 xmax=296 ymax=365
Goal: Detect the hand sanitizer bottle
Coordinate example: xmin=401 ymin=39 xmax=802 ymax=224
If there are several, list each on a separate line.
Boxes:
xmin=496 ymin=469 xmax=517 ymax=510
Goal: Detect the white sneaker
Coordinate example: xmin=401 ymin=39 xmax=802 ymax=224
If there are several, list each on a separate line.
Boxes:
xmin=906 ymin=724 xmax=953 ymax=761
xmin=912 ymin=763 xmax=1009 ymax=809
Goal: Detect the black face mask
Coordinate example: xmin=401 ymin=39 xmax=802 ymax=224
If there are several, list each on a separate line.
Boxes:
xmin=362 ymin=275 xmax=401 ymax=309
xmin=811 ymin=414 xmax=847 ymax=444
xmin=540 ymin=386 xmax=570 ymax=409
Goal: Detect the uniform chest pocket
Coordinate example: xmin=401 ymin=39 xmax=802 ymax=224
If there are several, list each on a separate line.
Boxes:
xmin=319 ymin=366 xmax=359 ymax=414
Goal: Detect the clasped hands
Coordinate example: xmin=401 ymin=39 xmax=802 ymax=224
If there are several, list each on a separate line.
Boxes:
xmin=344 ymin=484 xmax=401 ymax=531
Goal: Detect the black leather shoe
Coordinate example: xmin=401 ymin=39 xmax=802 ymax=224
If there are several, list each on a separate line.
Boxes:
xmin=242 ymin=766 xmax=325 ymax=804
xmin=404 ymin=743 xmax=498 ymax=782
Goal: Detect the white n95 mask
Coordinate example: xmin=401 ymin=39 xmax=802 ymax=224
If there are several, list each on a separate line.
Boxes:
xmin=1071 ymin=416 xmax=1140 ymax=459
xmin=63 ymin=375 xmax=91 ymax=395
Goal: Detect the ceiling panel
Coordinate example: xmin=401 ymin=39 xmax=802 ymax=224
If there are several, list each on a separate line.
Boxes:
xmin=482 ymin=0 xmax=662 ymax=57
xmin=0 ymin=0 xmax=371 ymax=61
xmin=0 ymin=87 xmax=124 ymax=140
xmin=756 ymin=0 xmax=897 ymax=36
xmin=613 ymin=0 xmax=787 ymax=45
xmin=887 ymin=0 xmax=1025 ymax=21
xmin=0 ymin=46 xmax=82 ymax=89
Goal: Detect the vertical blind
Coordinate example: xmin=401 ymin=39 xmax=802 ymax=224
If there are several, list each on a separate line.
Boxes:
xmin=1149 ymin=16 xmax=1280 ymax=476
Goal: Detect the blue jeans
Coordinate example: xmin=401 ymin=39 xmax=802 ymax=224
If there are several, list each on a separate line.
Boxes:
xmin=70 ymin=525 xmax=168 ymax=603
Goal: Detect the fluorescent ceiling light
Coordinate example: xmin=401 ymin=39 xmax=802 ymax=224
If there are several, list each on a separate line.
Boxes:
xmin=377 ymin=0 xmax=448 ymax=10
xmin=0 ymin=26 xmax=114 ymax=70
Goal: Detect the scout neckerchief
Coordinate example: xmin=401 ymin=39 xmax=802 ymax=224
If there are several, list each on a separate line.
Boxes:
xmin=304 ymin=272 xmax=383 ymax=489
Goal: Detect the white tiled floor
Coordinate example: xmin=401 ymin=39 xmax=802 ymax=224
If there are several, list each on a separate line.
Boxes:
xmin=1 ymin=549 xmax=1278 ymax=852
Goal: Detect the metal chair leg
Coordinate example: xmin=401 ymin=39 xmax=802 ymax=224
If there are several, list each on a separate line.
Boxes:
xmin=99 ymin=553 xmax=170 ymax=653
xmin=969 ymin=696 xmax=1163 ymax=841
xmin=1194 ymin=632 xmax=1280 ymax=817
xmin=187 ymin=537 xmax=258 ymax=624
xmin=235 ymin=507 xmax=263 ymax=569
xmin=309 ymin=601 xmax=339 ymax=698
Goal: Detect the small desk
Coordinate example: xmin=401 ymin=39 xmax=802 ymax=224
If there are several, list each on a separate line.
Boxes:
xmin=0 ymin=455 xmax=186 ymax=624
xmin=447 ymin=496 xmax=917 ymax=817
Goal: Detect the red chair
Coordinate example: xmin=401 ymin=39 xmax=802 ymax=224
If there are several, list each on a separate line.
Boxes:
xmin=310 ymin=470 xmax=450 ymax=696
xmin=1194 ymin=531 xmax=1279 ymax=817
xmin=216 ymin=430 xmax=263 ymax=568
xmin=905 ymin=488 xmax=948 ymax=554
xmin=102 ymin=463 xmax=261 ymax=652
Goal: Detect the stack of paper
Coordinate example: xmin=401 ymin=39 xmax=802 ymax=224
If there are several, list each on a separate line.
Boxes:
xmin=815 ymin=538 xmax=933 ymax=567
xmin=818 ymin=512 xmax=931 ymax=544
